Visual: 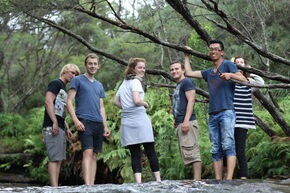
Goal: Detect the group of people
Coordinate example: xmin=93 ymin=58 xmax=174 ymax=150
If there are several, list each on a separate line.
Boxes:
xmin=42 ymin=39 xmax=263 ymax=186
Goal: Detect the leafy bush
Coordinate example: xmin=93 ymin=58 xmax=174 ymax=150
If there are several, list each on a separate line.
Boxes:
xmin=0 ymin=113 xmax=25 ymax=137
xmin=247 ymin=130 xmax=290 ymax=178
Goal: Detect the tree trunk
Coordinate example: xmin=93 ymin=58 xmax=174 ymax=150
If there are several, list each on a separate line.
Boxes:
xmin=253 ymin=89 xmax=290 ymax=136
xmin=254 ymin=114 xmax=278 ymax=137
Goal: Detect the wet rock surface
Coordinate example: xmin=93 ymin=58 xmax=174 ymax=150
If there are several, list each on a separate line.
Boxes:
xmin=0 ymin=179 xmax=289 ymax=193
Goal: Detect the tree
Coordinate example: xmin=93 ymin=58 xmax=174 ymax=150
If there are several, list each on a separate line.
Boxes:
xmin=1 ymin=0 xmax=289 ymax=136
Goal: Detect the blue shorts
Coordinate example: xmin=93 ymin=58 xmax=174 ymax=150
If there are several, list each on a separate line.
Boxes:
xmin=208 ymin=110 xmax=236 ymax=161
xmin=78 ymin=118 xmax=104 ymax=153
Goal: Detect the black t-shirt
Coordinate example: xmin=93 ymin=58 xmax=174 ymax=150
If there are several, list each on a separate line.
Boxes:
xmin=42 ymin=79 xmax=67 ymax=129
xmin=172 ymin=78 xmax=196 ymax=124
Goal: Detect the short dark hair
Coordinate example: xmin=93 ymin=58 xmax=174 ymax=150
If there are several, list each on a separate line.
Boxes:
xmin=209 ymin=40 xmax=224 ymax=51
xmin=170 ymin=60 xmax=185 ymax=70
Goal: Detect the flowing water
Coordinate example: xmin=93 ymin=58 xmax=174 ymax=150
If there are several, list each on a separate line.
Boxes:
xmin=0 ymin=179 xmax=289 ymax=193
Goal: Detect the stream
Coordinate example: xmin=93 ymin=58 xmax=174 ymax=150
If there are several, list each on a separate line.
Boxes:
xmin=0 ymin=179 xmax=289 ymax=193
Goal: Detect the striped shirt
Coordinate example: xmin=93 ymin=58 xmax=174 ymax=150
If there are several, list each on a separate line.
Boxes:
xmin=234 ymin=84 xmax=256 ymax=129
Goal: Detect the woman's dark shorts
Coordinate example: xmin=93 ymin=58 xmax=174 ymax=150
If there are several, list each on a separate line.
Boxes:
xmin=78 ymin=118 xmax=104 ymax=153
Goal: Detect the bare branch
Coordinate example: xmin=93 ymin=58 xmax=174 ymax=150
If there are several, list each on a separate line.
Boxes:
xmin=253 ymin=89 xmax=290 ymax=136
xmin=237 ymin=65 xmax=290 ymax=84
xmin=165 ymin=0 xmax=212 ymax=43
xmin=200 ymin=0 xmax=290 ymax=66
xmin=71 ymin=6 xmax=210 ymax=60
xmin=254 ymin=114 xmax=278 ymax=137
xmin=105 ymin=0 xmax=126 ymax=24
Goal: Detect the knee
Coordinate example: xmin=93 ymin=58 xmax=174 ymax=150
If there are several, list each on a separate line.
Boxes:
xmin=83 ymin=149 xmax=97 ymax=159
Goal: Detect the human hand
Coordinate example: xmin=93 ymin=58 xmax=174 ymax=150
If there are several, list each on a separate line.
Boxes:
xmin=52 ymin=122 xmax=59 ymax=136
xmin=184 ymin=46 xmax=192 ymax=56
xmin=219 ymin=73 xmax=232 ymax=80
xmin=103 ymin=127 xmax=111 ymax=137
xmin=181 ymin=121 xmax=189 ymax=134
xmin=66 ymin=129 xmax=75 ymax=140
xmin=74 ymin=119 xmax=85 ymax=131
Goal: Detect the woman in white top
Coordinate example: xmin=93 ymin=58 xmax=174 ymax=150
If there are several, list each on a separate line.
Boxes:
xmin=233 ymin=56 xmax=264 ymax=179
xmin=114 ymin=58 xmax=161 ymax=183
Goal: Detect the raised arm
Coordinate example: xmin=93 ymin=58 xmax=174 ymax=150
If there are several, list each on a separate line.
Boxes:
xmin=184 ymin=46 xmax=203 ymax=79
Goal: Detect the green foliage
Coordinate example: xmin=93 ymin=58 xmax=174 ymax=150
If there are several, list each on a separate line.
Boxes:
xmin=247 ymin=130 xmax=290 ymax=178
xmin=0 ymin=113 xmax=25 ymax=137
xmin=101 ymin=87 xmax=213 ymax=182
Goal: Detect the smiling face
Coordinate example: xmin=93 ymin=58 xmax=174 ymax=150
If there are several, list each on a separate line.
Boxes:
xmin=134 ymin=62 xmax=146 ymax=77
xmin=170 ymin=62 xmax=185 ymax=82
xmin=85 ymin=57 xmax=99 ymax=76
xmin=209 ymin=43 xmax=224 ymax=61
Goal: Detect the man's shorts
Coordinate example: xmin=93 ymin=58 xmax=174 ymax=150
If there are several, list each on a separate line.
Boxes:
xmin=78 ymin=118 xmax=104 ymax=153
xmin=176 ymin=120 xmax=201 ymax=165
xmin=43 ymin=127 xmax=66 ymax=162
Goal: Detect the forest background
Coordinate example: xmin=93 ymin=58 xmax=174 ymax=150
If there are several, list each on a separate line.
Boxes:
xmin=0 ymin=0 xmax=289 ymax=185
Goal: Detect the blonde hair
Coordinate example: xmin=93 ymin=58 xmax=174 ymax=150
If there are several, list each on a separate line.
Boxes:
xmin=60 ymin=64 xmax=80 ymax=77
xmin=84 ymin=53 xmax=99 ymax=64
xmin=124 ymin=58 xmax=146 ymax=76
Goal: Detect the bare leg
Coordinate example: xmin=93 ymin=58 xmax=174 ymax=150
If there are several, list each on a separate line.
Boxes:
xmin=213 ymin=160 xmax=223 ymax=180
xmin=134 ymin=172 xmax=142 ymax=183
xmin=225 ymin=156 xmax=236 ymax=180
xmin=48 ymin=161 xmax=62 ymax=187
xmin=192 ymin=161 xmax=202 ymax=180
xmin=153 ymin=171 xmax=161 ymax=182
xmin=90 ymin=152 xmax=97 ymax=185
xmin=82 ymin=149 xmax=97 ymax=185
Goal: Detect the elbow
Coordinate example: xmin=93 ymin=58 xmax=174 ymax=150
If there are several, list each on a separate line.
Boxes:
xmin=133 ymin=98 xmax=142 ymax=106
xmin=113 ymin=100 xmax=119 ymax=107
xmin=45 ymin=99 xmax=52 ymax=108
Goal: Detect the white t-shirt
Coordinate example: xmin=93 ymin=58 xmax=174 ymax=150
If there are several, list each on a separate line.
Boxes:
xmin=116 ymin=79 xmax=144 ymax=109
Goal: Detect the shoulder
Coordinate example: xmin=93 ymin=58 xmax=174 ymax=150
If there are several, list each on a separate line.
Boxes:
xmin=49 ymin=79 xmax=61 ymax=85
xmin=201 ymin=67 xmax=213 ymax=78
xmin=48 ymin=79 xmax=63 ymax=88
xmin=222 ymin=60 xmax=238 ymax=72
xmin=202 ymin=67 xmax=212 ymax=74
xmin=71 ymin=75 xmax=83 ymax=84
xmin=182 ymin=77 xmax=194 ymax=84
xmin=181 ymin=78 xmax=195 ymax=90
xmin=132 ymin=78 xmax=141 ymax=85
xmin=223 ymin=60 xmax=236 ymax=67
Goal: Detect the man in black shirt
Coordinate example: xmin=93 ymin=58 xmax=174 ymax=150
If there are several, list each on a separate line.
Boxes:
xmin=42 ymin=63 xmax=80 ymax=186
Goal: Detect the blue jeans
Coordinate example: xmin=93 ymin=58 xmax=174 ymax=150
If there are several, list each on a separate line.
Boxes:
xmin=208 ymin=110 xmax=236 ymax=161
